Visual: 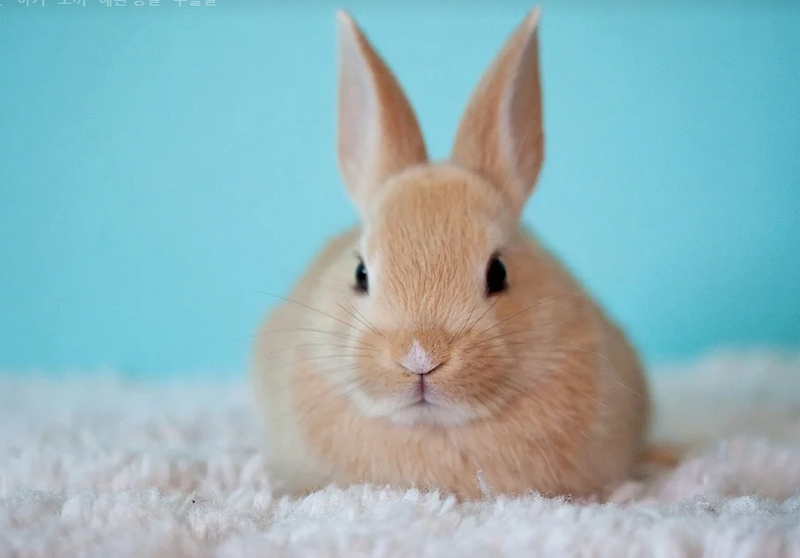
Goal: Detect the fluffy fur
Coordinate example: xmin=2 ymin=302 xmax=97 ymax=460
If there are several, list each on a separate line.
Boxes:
xmin=2 ymin=350 xmax=800 ymax=557
xmin=252 ymin=9 xmax=650 ymax=499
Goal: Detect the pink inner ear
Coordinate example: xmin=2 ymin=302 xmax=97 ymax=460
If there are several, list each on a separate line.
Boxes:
xmin=335 ymin=12 xmax=428 ymax=214
xmin=506 ymin=26 xmax=544 ymax=195
xmin=338 ymin=16 xmax=378 ymax=196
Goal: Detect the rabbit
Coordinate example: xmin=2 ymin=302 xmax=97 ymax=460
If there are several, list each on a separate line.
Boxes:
xmin=252 ymin=7 xmax=659 ymax=500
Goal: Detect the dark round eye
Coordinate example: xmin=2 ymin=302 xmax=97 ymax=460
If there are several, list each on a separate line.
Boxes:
xmin=354 ymin=260 xmax=369 ymax=294
xmin=486 ymin=257 xmax=507 ymax=295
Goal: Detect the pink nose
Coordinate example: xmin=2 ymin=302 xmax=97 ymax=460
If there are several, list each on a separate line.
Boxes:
xmin=398 ymin=339 xmax=441 ymax=375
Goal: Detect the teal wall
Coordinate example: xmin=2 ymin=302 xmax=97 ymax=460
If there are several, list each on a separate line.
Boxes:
xmin=1 ymin=2 xmax=798 ymax=376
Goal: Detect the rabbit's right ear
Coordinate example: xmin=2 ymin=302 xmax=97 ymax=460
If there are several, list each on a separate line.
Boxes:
xmin=336 ymin=11 xmax=428 ymax=214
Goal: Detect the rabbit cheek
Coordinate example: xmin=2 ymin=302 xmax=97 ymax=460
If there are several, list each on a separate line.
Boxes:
xmin=348 ymin=331 xmax=416 ymax=406
xmin=355 ymin=364 xmax=416 ymax=402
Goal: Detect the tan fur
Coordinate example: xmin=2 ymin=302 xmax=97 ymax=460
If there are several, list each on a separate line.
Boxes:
xmin=252 ymin=8 xmax=652 ymax=500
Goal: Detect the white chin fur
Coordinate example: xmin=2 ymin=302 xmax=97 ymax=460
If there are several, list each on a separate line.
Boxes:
xmin=348 ymin=389 xmax=474 ymax=427
xmin=387 ymin=403 xmax=475 ymax=427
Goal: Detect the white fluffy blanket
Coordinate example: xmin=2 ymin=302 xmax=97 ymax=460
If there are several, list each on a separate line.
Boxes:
xmin=2 ymin=350 xmax=800 ymax=557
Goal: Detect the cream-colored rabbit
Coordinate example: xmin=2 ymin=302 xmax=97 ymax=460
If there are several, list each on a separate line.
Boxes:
xmin=252 ymin=8 xmax=655 ymax=500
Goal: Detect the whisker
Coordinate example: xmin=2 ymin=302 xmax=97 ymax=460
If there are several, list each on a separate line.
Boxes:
xmin=257 ymin=361 xmax=367 ymax=392
xmin=464 ymin=317 xmax=577 ymax=351
xmin=465 ymin=337 xmax=613 ymax=369
xmin=263 ymin=369 xmax=367 ymax=425
xmin=472 ymin=293 xmax=582 ymax=342
xmin=336 ymin=301 xmax=374 ymax=337
xmin=255 ymin=291 xmax=370 ymax=336
xmin=471 ymin=380 xmax=506 ymax=413
xmin=451 ymin=303 xmax=478 ymax=344
xmin=343 ymin=291 xmax=386 ymax=340
xmin=462 ymin=297 xmax=501 ymax=337
xmin=258 ymin=342 xmax=378 ymax=361
xmin=295 ymin=380 xmax=363 ymax=425
xmin=260 ymin=353 xmax=374 ymax=377
xmin=470 ymin=355 xmax=531 ymax=361
xmin=502 ymin=376 xmax=598 ymax=475
xmin=257 ymin=327 xmax=376 ymax=349
xmin=502 ymin=353 xmax=642 ymax=411
xmin=338 ymin=292 xmax=385 ymax=340
xmin=526 ymin=374 xmax=609 ymax=413
xmin=609 ymin=377 xmax=645 ymax=399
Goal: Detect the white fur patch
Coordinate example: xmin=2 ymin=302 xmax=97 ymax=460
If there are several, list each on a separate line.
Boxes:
xmin=388 ymin=402 xmax=476 ymax=427
xmin=399 ymin=339 xmax=435 ymax=375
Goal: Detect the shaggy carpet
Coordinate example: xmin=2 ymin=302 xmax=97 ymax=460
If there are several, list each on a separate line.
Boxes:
xmin=2 ymin=349 xmax=800 ymax=557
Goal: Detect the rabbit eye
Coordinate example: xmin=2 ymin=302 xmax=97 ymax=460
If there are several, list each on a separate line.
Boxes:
xmin=354 ymin=260 xmax=369 ymax=294
xmin=486 ymin=257 xmax=507 ymax=296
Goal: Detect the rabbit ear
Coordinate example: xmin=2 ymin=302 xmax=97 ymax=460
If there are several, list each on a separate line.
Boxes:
xmin=450 ymin=9 xmax=544 ymax=216
xmin=337 ymin=11 xmax=428 ymax=213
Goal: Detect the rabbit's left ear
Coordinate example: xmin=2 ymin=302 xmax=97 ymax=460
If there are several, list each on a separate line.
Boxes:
xmin=450 ymin=9 xmax=544 ymax=217
xmin=336 ymin=11 xmax=428 ymax=214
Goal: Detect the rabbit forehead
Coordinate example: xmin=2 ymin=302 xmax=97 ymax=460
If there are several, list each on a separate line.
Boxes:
xmin=361 ymin=165 xmax=509 ymax=260
xmin=356 ymin=165 xmax=511 ymax=320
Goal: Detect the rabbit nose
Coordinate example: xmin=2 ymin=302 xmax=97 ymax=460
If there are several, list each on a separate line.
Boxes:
xmin=398 ymin=339 xmax=442 ymax=375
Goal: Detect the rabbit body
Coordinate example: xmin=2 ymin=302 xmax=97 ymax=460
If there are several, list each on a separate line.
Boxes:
xmin=252 ymin=9 xmax=650 ymax=499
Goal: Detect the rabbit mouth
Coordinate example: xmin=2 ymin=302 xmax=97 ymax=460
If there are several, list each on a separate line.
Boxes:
xmin=407 ymin=376 xmax=444 ymax=407
xmin=388 ymin=391 xmax=475 ymax=427
xmin=347 ymin=376 xmax=479 ymax=427
xmin=414 ymin=376 xmax=430 ymax=404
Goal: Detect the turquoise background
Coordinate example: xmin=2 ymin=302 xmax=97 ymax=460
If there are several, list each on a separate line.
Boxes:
xmin=1 ymin=2 xmax=798 ymax=377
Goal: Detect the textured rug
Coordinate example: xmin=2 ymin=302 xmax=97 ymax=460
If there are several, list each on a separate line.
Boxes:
xmin=2 ymin=349 xmax=800 ymax=557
